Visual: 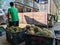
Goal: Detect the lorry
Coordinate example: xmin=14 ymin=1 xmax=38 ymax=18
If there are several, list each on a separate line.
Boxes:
xmin=15 ymin=0 xmax=58 ymax=27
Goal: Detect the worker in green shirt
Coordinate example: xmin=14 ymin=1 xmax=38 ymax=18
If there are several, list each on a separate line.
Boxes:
xmin=7 ymin=2 xmax=19 ymax=27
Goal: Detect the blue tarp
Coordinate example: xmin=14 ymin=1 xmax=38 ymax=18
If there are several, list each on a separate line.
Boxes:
xmin=35 ymin=0 xmax=47 ymax=3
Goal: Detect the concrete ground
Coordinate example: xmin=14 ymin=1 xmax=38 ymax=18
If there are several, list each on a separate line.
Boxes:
xmin=0 ymin=25 xmax=25 ymax=45
xmin=0 ymin=34 xmax=25 ymax=45
xmin=0 ymin=22 xmax=60 ymax=45
xmin=50 ymin=22 xmax=60 ymax=30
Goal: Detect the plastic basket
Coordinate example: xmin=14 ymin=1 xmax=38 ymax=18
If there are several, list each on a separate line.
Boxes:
xmin=6 ymin=30 xmax=26 ymax=45
xmin=25 ymin=34 xmax=55 ymax=45
xmin=54 ymin=30 xmax=60 ymax=45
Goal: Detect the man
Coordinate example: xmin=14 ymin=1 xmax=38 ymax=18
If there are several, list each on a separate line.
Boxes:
xmin=7 ymin=2 xmax=19 ymax=27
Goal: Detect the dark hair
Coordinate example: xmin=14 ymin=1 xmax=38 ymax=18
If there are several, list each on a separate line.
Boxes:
xmin=10 ymin=2 xmax=14 ymax=7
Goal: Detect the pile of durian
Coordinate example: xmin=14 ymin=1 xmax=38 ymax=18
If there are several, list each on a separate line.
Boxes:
xmin=6 ymin=26 xmax=22 ymax=33
xmin=25 ymin=25 xmax=54 ymax=37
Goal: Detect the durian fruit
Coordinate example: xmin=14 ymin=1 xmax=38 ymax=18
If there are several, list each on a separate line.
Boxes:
xmin=34 ymin=26 xmax=39 ymax=33
xmin=43 ymin=28 xmax=53 ymax=37
xmin=36 ymin=27 xmax=43 ymax=35
xmin=9 ymin=27 xmax=15 ymax=32
xmin=47 ymin=30 xmax=53 ymax=37
xmin=36 ymin=30 xmax=48 ymax=36
xmin=14 ymin=26 xmax=21 ymax=32
xmin=31 ymin=24 xmax=35 ymax=28
xmin=10 ymin=26 xmax=14 ymax=29
xmin=29 ymin=27 xmax=34 ymax=30
xmin=27 ymin=27 xmax=35 ymax=34
xmin=27 ymin=29 xmax=35 ymax=35
xmin=37 ymin=27 xmax=42 ymax=32
xmin=26 ymin=25 xmax=31 ymax=30
xmin=34 ymin=26 xmax=42 ymax=33
xmin=36 ymin=28 xmax=49 ymax=36
xmin=6 ymin=26 xmax=22 ymax=32
xmin=43 ymin=28 xmax=48 ymax=31
xmin=36 ymin=29 xmax=43 ymax=35
xmin=42 ymin=31 xmax=49 ymax=36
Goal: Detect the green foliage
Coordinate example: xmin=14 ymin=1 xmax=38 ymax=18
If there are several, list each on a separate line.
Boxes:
xmin=0 ymin=0 xmax=6 ymax=8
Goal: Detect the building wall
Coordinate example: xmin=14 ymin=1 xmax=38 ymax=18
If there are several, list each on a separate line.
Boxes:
xmin=48 ymin=0 xmax=58 ymax=15
xmin=15 ymin=0 xmax=58 ymax=15
xmin=15 ymin=4 xmax=23 ymax=12
xmin=15 ymin=0 xmax=39 ymax=12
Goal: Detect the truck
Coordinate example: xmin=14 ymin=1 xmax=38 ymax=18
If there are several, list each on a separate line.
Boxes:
xmin=15 ymin=0 xmax=58 ymax=27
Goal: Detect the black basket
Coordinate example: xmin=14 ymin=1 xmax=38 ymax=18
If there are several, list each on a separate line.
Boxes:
xmin=6 ymin=30 xmax=26 ymax=45
xmin=54 ymin=30 xmax=60 ymax=45
xmin=25 ymin=34 xmax=54 ymax=45
xmin=55 ymin=39 xmax=60 ymax=45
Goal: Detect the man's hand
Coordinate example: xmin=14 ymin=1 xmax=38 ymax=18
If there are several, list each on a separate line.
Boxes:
xmin=6 ymin=12 xmax=10 ymax=22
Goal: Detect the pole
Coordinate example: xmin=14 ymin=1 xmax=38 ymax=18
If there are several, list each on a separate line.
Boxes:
xmin=33 ymin=0 xmax=34 ymax=24
xmin=33 ymin=0 xmax=34 ymax=25
xmin=47 ymin=0 xmax=51 ymax=29
xmin=14 ymin=0 xmax=16 ymax=7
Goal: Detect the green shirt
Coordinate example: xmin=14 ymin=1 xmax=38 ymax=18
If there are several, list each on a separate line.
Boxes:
xmin=8 ymin=7 xmax=19 ymax=21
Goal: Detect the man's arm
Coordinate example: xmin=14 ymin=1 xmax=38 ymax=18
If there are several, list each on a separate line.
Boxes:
xmin=6 ymin=9 xmax=10 ymax=21
xmin=7 ymin=12 xmax=9 ymax=18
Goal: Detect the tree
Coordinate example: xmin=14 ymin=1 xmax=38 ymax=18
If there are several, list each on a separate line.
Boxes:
xmin=0 ymin=0 xmax=2 ymax=8
xmin=0 ymin=0 xmax=6 ymax=8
